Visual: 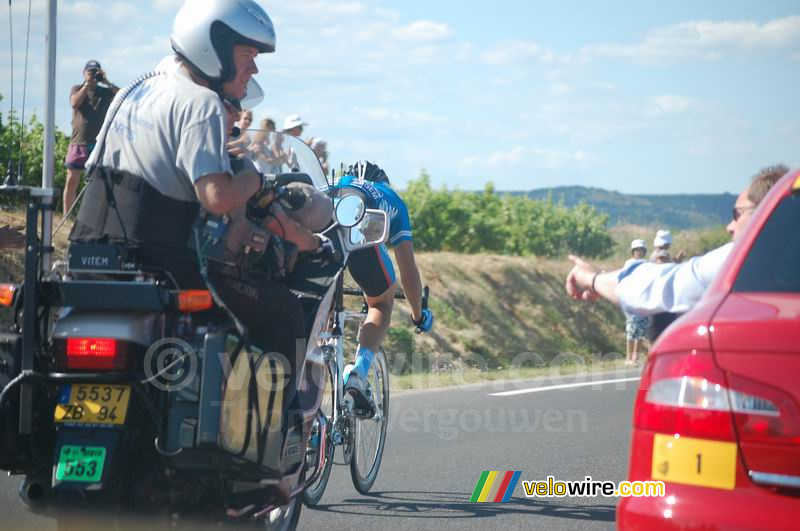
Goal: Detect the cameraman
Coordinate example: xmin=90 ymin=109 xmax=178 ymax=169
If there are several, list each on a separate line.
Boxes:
xmin=63 ymin=60 xmax=118 ymax=215
xmin=70 ymin=1 xmax=320 ymax=380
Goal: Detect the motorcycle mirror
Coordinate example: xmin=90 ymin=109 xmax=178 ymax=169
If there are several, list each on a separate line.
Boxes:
xmin=349 ymin=210 xmax=389 ymax=247
xmin=335 ymin=195 xmax=366 ymax=228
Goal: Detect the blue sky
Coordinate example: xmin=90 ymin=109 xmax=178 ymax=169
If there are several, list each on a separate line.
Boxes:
xmin=1 ymin=0 xmax=798 ymax=194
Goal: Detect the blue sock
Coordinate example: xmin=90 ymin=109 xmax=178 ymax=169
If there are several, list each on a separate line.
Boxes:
xmin=353 ymin=346 xmax=374 ymax=379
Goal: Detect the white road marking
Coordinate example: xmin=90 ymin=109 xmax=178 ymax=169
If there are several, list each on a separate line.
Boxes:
xmin=489 ymin=376 xmax=641 ymax=397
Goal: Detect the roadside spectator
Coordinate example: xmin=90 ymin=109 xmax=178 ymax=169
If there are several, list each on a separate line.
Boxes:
xmin=650 ymin=229 xmax=672 ymax=262
xmin=623 ymin=239 xmax=650 ymax=365
xmin=565 ymin=164 xmax=788 ymax=315
xmin=0 ymin=225 xmax=25 ymax=249
xmin=63 ymin=60 xmax=118 ymax=215
xmin=278 ymin=114 xmax=307 ymax=169
xmin=250 ymin=118 xmax=281 ymax=174
xmin=652 ymin=249 xmax=671 ymax=264
xmin=308 ymin=137 xmax=329 ymax=176
xmin=227 ymin=109 xmax=253 ymax=155
xmin=648 ymin=247 xmax=679 ymax=339
xmin=282 ymin=114 xmax=306 ymax=137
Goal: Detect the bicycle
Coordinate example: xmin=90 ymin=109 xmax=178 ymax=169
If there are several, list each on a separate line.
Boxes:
xmin=303 ymin=277 xmax=430 ymax=504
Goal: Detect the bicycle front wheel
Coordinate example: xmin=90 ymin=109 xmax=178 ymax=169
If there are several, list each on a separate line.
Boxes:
xmin=350 ymin=348 xmax=389 ymax=494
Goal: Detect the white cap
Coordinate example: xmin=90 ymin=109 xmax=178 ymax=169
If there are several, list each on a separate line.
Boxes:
xmin=282 ymin=114 xmax=307 ymax=131
xmin=654 ymin=230 xmax=672 ymax=247
xmin=630 ymin=239 xmax=647 ymax=250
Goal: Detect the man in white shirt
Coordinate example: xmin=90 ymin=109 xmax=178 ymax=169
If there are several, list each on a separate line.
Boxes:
xmin=565 ymin=165 xmax=789 ymax=314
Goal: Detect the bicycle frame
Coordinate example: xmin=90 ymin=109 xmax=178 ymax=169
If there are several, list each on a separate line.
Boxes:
xmin=318 ymin=275 xmax=369 ymax=452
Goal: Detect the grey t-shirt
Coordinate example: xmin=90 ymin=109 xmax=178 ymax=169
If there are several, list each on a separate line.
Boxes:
xmin=86 ymin=56 xmax=231 ymax=203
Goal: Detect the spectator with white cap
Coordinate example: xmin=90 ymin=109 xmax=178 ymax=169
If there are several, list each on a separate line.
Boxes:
xmin=282 ymin=113 xmax=306 ymax=137
xmin=273 ymin=114 xmax=307 ymax=170
xmin=650 ymin=229 xmax=672 ymax=262
xmin=623 ymin=239 xmax=650 ymax=365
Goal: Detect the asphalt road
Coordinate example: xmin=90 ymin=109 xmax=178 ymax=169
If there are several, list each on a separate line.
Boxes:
xmin=0 ymin=368 xmax=641 ymax=530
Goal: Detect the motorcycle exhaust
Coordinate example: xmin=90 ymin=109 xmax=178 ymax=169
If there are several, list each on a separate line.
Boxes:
xmin=18 ymin=477 xmax=52 ymax=513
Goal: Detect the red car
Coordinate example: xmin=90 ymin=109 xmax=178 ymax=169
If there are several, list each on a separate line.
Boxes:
xmin=619 ymin=169 xmax=800 ymax=530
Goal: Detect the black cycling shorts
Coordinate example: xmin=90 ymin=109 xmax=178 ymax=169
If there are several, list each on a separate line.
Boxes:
xmin=347 ymin=244 xmax=397 ymax=297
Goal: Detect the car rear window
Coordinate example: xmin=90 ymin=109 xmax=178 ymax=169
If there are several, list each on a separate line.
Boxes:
xmin=734 ymin=194 xmax=800 ymax=293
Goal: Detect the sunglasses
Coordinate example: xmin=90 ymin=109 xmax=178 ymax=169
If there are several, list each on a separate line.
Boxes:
xmin=732 ymin=205 xmax=755 ymax=221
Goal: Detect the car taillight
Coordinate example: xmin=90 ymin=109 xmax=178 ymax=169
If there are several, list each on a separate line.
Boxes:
xmin=635 ymin=350 xmax=800 ymax=444
xmin=635 ymin=350 xmax=737 ymax=440
xmin=54 ymin=337 xmax=135 ymax=371
xmin=727 ymin=373 xmax=800 ymax=445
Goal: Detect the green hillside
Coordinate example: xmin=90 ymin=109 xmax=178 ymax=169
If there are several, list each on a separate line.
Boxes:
xmin=518 ymin=186 xmax=736 ymax=229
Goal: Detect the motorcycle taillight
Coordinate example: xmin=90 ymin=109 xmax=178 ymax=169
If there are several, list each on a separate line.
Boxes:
xmin=54 ymin=337 xmax=136 ymax=371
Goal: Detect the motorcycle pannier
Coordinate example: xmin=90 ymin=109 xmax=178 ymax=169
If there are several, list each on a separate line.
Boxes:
xmin=219 ymin=338 xmax=291 ymax=471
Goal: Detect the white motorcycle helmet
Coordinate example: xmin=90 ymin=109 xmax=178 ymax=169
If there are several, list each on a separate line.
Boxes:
xmin=170 ymin=0 xmax=276 ymax=84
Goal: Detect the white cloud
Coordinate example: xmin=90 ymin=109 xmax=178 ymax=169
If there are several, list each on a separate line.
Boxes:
xmin=109 ymin=2 xmax=145 ymax=24
xmin=650 ymin=95 xmax=697 ymax=115
xmin=391 ymin=20 xmax=453 ymax=42
xmin=353 ymin=106 xmax=446 ymax=126
xmin=549 ymin=82 xmax=572 ymax=96
xmin=463 ymin=146 xmax=597 ymax=170
xmin=792 ymin=51 xmax=800 ymax=61
xmin=151 ymin=0 xmax=182 ymax=13
xmin=480 ymin=40 xmax=584 ymax=66
xmin=585 ymin=15 xmax=800 ymax=63
xmin=481 ymin=41 xmax=546 ymax=65
xmin=63 ymin=1 xmax=99 ymax=18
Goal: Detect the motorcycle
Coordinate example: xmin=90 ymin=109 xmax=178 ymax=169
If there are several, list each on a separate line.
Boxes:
xmin=0 ymin=132 xmax=389 ymax=529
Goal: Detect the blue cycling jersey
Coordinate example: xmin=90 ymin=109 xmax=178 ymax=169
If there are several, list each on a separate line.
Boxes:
xmin=333 ymin=175 xmax=413 ymax=246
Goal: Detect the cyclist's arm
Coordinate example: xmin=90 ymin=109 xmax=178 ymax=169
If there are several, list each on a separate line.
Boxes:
xmin=393 ymin=240 xmax=424 ymax=321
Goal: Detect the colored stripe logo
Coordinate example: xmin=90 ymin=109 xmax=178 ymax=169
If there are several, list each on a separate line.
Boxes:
xmin=470 ymin=471 xmax=521 ymax=502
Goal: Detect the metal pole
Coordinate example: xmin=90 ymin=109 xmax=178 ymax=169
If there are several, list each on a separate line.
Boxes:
xmin=40 ymin=0 xmax=57 ymax=271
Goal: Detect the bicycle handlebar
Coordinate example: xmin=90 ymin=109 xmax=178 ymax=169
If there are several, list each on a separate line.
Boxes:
xmin=342 ymin=287 xmax=407 ymax=300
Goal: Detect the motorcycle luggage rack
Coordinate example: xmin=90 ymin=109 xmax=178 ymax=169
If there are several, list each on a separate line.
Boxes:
xmin=41 ymin=280 xmax=171 ymax=312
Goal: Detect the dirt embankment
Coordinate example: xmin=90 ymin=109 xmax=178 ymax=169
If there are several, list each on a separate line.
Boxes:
xmin=386 ymin=253 xmax=624 ymax=371
xmin=0 ymin=209 xmax=627 ymax=365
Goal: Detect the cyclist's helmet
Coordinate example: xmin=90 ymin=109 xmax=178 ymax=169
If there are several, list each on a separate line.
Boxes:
xmin=348 ymin=160 xmax=390 ymax=185
xmin=170 ymin=0 xmax=276 ymax=85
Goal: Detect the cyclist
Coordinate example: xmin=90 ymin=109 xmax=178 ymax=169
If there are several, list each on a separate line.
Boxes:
xmin=333 ymin=161 xmax=433 ymax=416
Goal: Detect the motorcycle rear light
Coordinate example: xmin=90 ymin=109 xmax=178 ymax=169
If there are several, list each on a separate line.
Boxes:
xmin=0 ymin=283 xmax=17 ymax=307
xmin=54 ymin=337 xmax=135 ymax=371
xmin=636 ymin=350 xmax=800 ymax=444
xmin=177 ymin=290 xmax=213 ymax=313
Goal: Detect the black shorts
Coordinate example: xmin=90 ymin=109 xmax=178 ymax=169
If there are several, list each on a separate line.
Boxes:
xmin=347 ymin=244 xmax=397 ymax=297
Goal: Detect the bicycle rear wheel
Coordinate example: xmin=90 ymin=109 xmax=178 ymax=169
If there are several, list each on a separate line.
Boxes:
xmin=349 ymin=348 xmax=389 ymax=494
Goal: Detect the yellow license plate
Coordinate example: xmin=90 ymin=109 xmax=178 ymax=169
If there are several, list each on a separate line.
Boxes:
xmin=54 ymin=384 xmax=131 ymax=426
xmin=651 ymin=434 xmax=737 ymax=490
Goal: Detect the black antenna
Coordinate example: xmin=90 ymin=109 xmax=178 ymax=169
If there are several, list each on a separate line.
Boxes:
xmin=4 ymin=0 xmax=17 ymax=186
xmin=16 ymin=0 xmax=33 ymax=181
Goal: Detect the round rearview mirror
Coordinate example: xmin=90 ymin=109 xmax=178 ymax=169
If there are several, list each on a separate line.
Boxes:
xmin=335 ymin=195 xmax=366 ymax=228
